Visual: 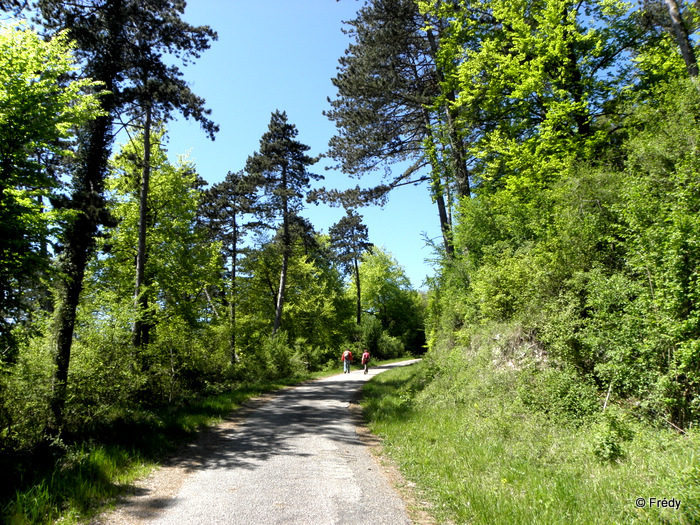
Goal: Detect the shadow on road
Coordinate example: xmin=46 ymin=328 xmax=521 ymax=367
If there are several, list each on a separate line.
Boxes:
xmin=105 ymin=360 xmax=419 ymax=522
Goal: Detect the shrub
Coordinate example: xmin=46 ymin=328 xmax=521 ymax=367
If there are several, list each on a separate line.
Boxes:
xmin=518 ymin=366 xmax=600 ymax=424
xmin=590 ymin=407 xmax=633 ymax=462
xmin=377 ymin=332 xmax=404 ymax=359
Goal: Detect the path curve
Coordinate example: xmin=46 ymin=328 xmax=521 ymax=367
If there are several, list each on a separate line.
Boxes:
xmin=92 ymin=360 xmax=420 ymax=525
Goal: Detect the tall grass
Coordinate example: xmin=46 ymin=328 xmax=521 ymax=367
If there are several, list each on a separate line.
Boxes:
xmin=362 ymin=359 xmax=700 ymax=524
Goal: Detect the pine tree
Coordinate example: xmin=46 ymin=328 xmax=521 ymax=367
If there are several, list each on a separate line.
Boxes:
xmin=323 ymin=0 xmax=464 ymax=256
xmin=329 ymin=210 xmax=373 ymax=325
xmin=199 ymin=170 xmax=261 ymax=361
xmin=245 ymin=111 xmax=320 ymax=334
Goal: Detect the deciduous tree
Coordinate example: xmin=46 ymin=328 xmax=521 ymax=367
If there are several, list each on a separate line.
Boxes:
xmin=0 ymin=22 xmax=103 ymax=362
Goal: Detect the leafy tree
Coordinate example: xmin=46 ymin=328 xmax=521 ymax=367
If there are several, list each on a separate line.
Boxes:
xmin=436 ymin=0 xmax=658 ymax=194
xmin=614 ymin=79 xmax=700 ymax=426
xmin=0 ymin=22 xmax=103 ymax=361
xmin=329 ymin=209 xmax=373 ymax=324
xmin=0 ymin=0 xmax=26 ymax=14
xmin=34 ymin=0 xmax=217 ymax=427
xmin=244 ymin=111 xmax=321 ymax=334
xmin=235 ymin=234 xmax=353 ymax=373
xmin=355 ymin=247 xmax=425 ymax=353
xmin=99 ymin=127 xmax=220 ymax=323
xmin=120 ymin=2 xmax=218 ymax=348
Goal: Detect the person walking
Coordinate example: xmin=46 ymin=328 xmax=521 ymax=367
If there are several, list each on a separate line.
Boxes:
xmin=361 ymin=349 xmax=370 ymax=375
xmin=341 ymin=349 xmax=353 ymax=373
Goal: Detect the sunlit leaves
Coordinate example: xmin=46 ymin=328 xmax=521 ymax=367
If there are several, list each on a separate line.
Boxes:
xmin=0 ymin=21 xmax=104 ymax=351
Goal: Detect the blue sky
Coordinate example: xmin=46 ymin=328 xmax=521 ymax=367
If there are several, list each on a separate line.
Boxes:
xmin=164 ymin=0 xmax=443 ymax=289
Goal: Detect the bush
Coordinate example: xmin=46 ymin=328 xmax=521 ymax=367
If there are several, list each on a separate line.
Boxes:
xmin=590 ymin=407 xmax=633 ymax=463
xmin=518 ymin=366 xmax=600 ymax=424
xmin=377 ymin=332 xmax=404 ymax=359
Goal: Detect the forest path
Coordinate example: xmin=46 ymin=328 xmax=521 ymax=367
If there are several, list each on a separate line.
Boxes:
xmin=92 ymin=360 xmax=422 ymax=525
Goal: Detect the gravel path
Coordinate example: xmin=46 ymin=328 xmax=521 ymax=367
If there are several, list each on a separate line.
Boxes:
xmin=92 ymin=360 xmax=422 ymax=525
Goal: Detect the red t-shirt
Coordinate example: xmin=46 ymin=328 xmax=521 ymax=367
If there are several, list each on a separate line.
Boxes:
xmin=342 ymin=350 xmax=352 ymax=361
xmin=361 ymin=352 xmax=370 ymax=364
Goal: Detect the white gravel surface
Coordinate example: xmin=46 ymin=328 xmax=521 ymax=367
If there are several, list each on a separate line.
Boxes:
xmin=93 ymin=360 xmax=421 ymax=525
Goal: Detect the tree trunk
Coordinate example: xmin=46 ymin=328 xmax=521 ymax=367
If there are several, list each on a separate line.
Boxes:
xmin=51 ymin=110 xmax=112 ymax=429
xmin=664 ymin=0 xmax=699 ymax=78
xmin=49 ymin=0 xmax=124 ymax=430
xmin=421 ymin=107 xmax=455 ymax=258
xmin=425 ymin=27 xmax=471 ymax=198
xmin=51 ymin=217 xmax=92 ymax=428
xmin=273 ymin=250 xmax=288 ymax=334
xmin=354 ymin=257 xmax=361 ymax=325
xmin=229 ymin=230 xmax=237 ymax=362
xmin=133 ymin=102 xmax=152 ymax=348
xmin=273 ymin=169 xmax=289 ymax=335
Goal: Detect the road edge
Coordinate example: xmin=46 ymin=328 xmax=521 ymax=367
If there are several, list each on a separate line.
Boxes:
xmin=349 ymin=387 xmax=438 ymax=525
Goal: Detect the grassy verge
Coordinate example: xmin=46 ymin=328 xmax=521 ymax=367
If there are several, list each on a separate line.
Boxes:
xmin=361 ymin=358 xmax=700 ymax=524
xmin=2 ymin=382 xmax=287 ymax=525
xmin=2 ymin=357 xmax=412 ymax=524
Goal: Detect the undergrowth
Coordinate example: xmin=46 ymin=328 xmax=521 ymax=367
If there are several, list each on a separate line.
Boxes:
xmin=1 ymin=377 xmax=307 ymax=525
xmin=362 ymin=342 xmax=700 ymax=524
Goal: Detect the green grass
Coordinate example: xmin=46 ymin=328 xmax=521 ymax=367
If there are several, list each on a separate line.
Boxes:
xmin=2 ymin=357 xmax=414 ymax=525
xmin=1 ymin=379 xmax=302 ymax=524
xmin=361 ymin=360 xmax=700 ymax=524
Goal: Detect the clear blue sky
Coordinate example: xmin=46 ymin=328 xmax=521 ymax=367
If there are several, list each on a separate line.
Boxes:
xmin=165 ymin=0 xmax=443 ymax=289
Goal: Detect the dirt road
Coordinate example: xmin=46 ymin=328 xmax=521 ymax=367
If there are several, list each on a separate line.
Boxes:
xmin=93 ymin=360 xmax=420 ymax=525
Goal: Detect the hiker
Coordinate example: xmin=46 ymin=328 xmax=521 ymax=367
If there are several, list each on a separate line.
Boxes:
xmin=341 ymin=349 xmax=353 ymax=373
xmin=361 ymin=349 xmax=370 ymax=375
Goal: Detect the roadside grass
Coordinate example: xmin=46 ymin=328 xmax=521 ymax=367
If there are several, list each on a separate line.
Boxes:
xmin=2 ymin=383 xmax=283 ymax=525
xmin=361 ymin=360 xmax=700 ymax=525
xmin=2 ymin=357 xmax=413 ymax=524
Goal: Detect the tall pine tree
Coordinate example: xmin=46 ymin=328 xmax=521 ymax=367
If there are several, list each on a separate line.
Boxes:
xmin=245 ymin=111 xmax=320 ymax=334
xmin=329 ymin=209 xmax=373 ymax=325
xmin=199 ymin=170 xmax=261 ymax=361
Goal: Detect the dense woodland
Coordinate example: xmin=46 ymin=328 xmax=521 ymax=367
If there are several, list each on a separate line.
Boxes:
xmin=2 ymin=0 xmax=700 ymax=520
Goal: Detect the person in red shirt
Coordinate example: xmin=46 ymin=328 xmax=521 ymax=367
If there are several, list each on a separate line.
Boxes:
xmin=361 ymin=349 xmax=370 ymax=375
xmin=341 ymin=349 xmax=353 ymax=374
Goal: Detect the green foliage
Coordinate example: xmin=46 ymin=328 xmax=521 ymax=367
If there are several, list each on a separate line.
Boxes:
xmin=235 ymin=237 xmax=355 ymax=368
xmin=518 ymin=367 xmax=600 ymax=425
xmin=590 ymin=408 xmax=634 ymax=463
xmin=0 ymin=323 xmax=54 ymax=454
xmin=675 ymin=458 xmax=700 ymax=523
xmin=354 ymin=247 xmax=425 ymax=353
xmin=362 ymin=350 xmax=700 ymax=524
xmin=100 ymin=129 xmax=222 ymax=326
xmin=0 ymin=22 xmax=104 ymax=356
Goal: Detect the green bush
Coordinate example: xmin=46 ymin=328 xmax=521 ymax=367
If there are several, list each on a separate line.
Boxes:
xmin=518 ymin=366 xmax=600 ymax=424
xmin=377 ymin=332 xmax=404 ymax=359
xmin=590 ymin=408 xmax=633 ymax=463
